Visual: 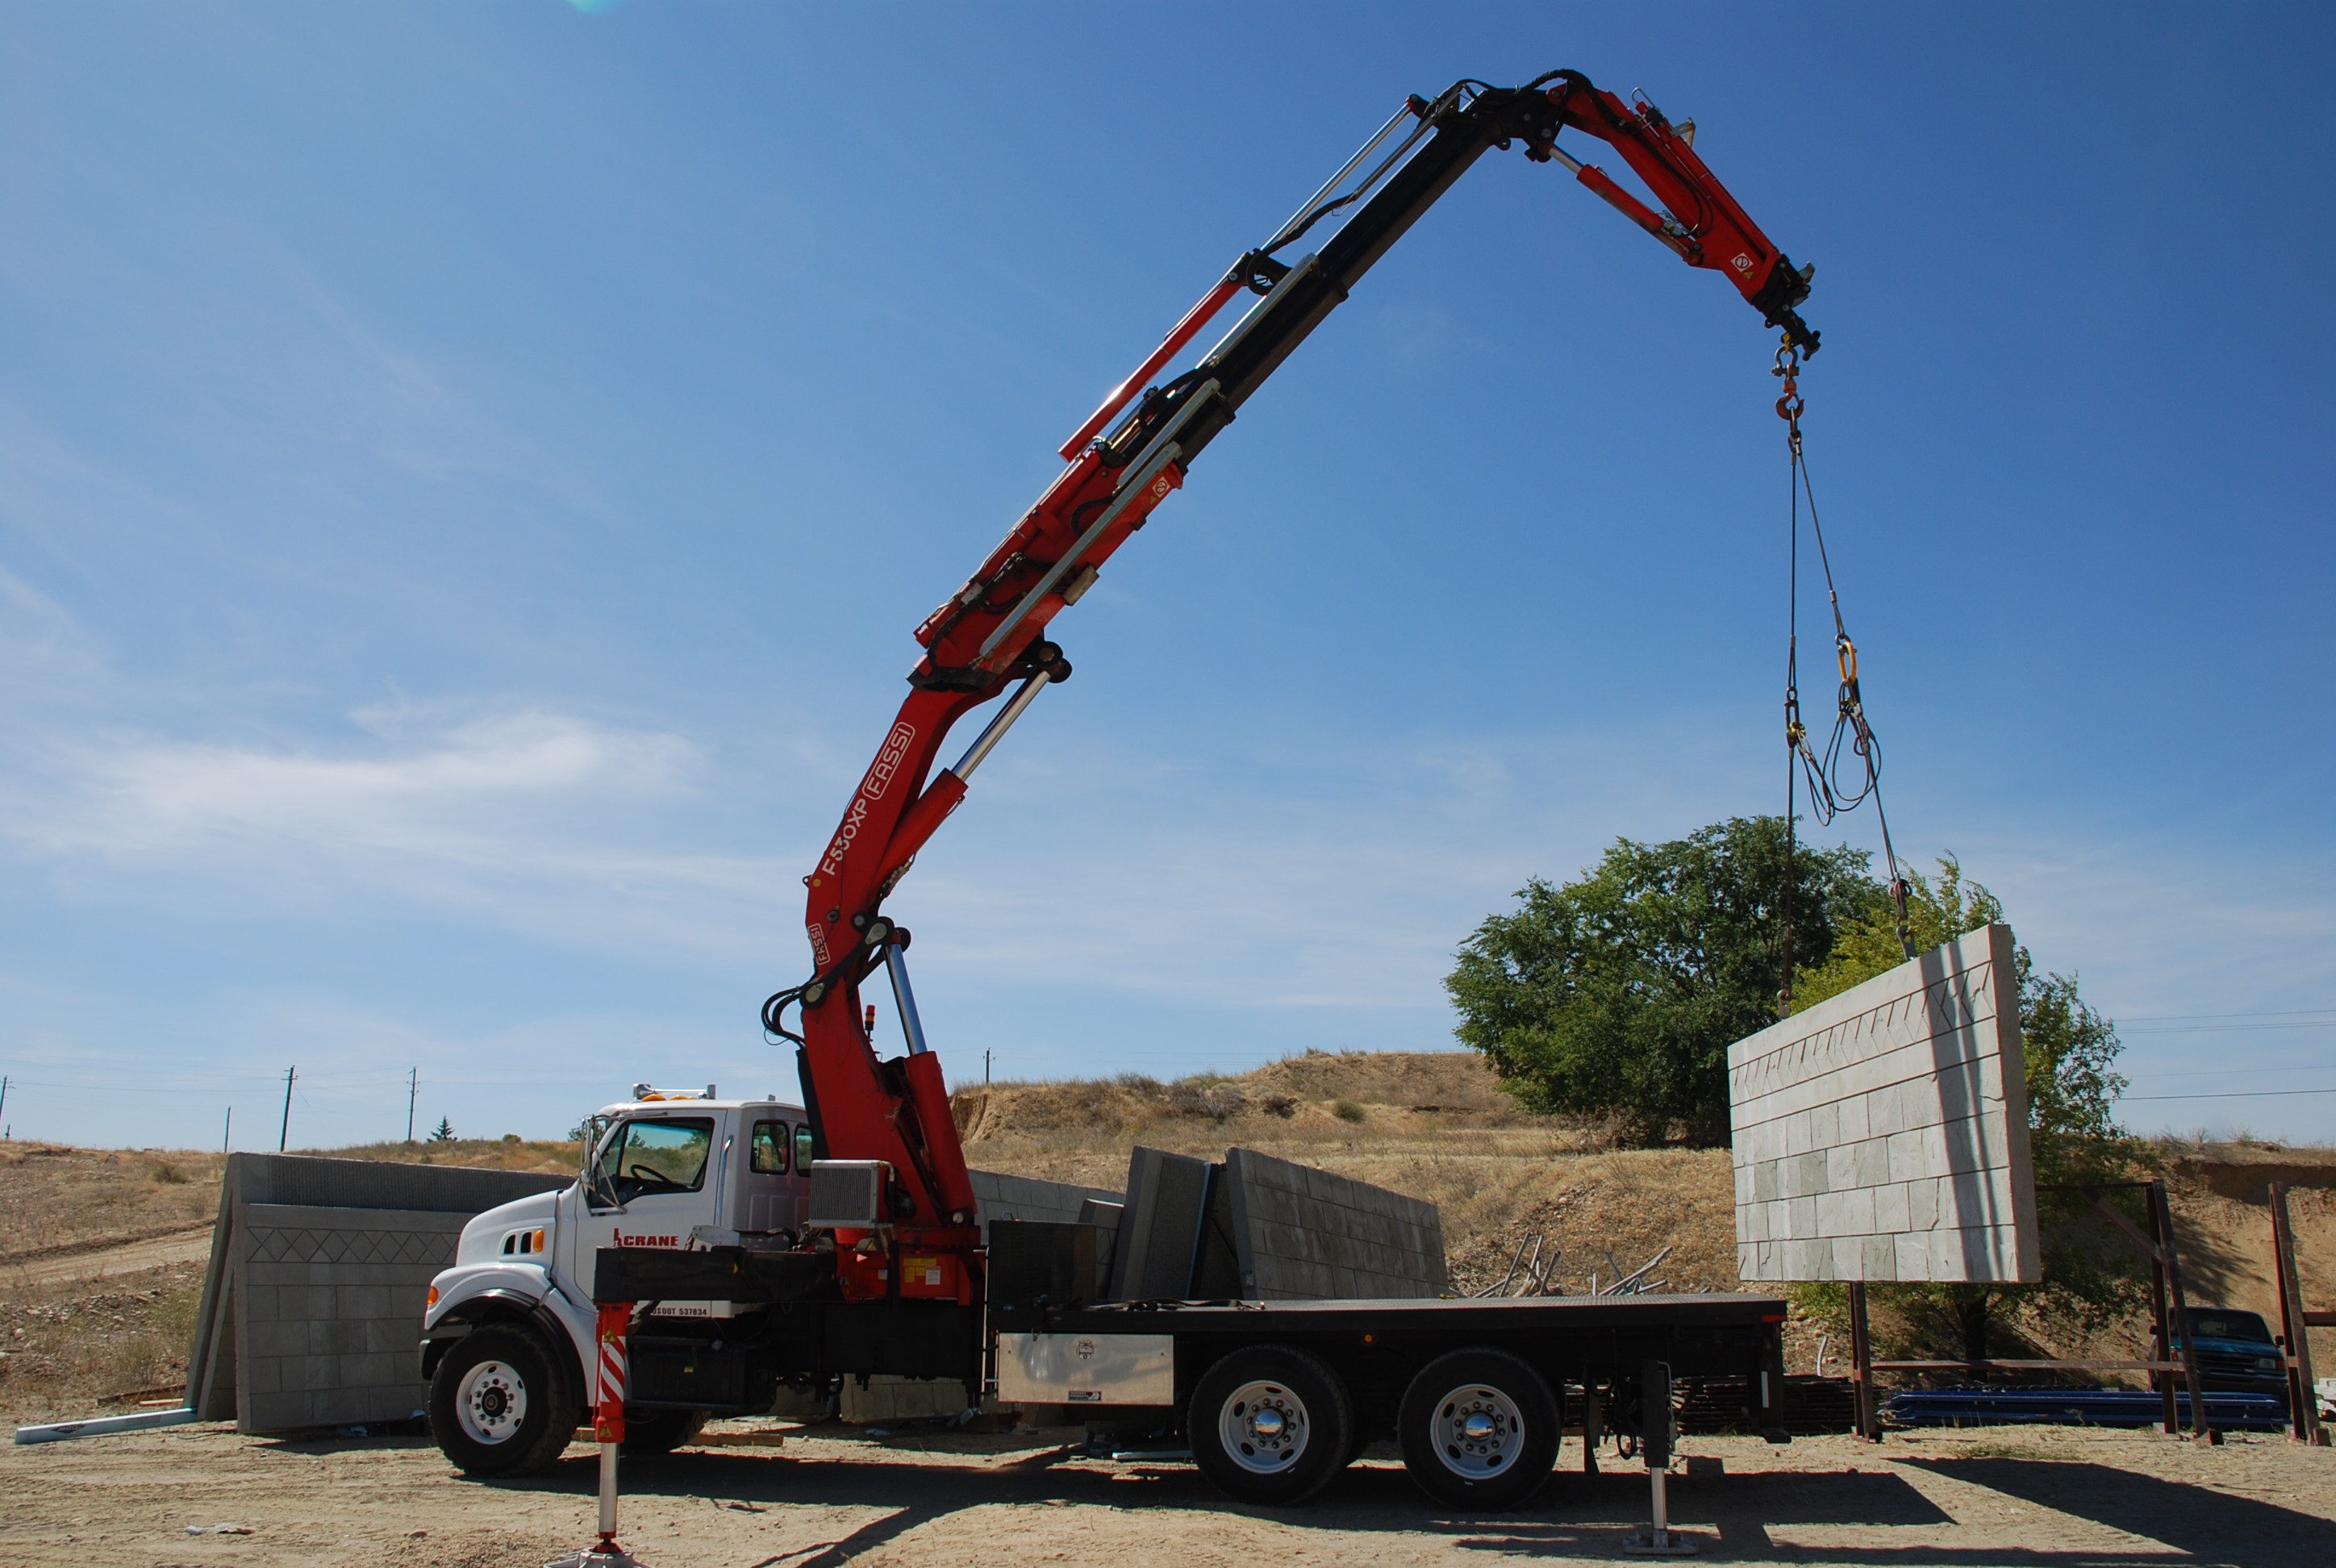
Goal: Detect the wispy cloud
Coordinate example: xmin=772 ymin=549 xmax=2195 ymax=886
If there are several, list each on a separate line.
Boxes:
xmin=0 ymin=703 xmax=804 ymax=958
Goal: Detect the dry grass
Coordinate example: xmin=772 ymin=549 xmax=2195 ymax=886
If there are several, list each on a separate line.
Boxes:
xmin=326 ymin=1137 xmax=579 ymax=1176
xmin=0 ymin=1145 xmax=229 ymax=1259
xmin=0 ymin=1260 xmax=207 ymax=1423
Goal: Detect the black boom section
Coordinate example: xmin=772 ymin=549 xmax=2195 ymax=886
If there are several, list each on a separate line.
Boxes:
xmin=1172 ymin=97 xmax=1505 ymax=469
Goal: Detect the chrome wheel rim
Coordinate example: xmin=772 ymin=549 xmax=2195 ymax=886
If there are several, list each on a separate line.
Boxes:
xmin=456 ymin=1359 xmax=528 ymax=1445
xmin=1218 ymin=1379 xmax=1309 ymax=1474
xmin=1430 ymin=1382 xmax=1523 ymax=1478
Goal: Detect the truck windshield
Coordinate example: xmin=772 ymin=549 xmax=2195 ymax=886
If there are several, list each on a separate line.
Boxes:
xmin=599 ymin=1118 xmax=714 ymax=1203
xmin=2174 ymin=1309 xmax=2274 ymax=1344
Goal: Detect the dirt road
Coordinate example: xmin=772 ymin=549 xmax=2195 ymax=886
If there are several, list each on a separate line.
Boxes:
xmin=2 ymin=1226 xmax=214 ymax=1289
xmin=5 ymin=1420 xmax=2332 ymax=1567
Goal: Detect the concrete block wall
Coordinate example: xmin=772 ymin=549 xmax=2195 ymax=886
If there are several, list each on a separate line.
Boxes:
xmin=232 ymin=1204 xmax=470 ymax=1430
xmin=1729 ymin=924 xmax=2041 ymax=1283
xmin=186 ymin=1153 xmax=569 ymax=1432
xmin=966 ymin=1169 xmax=1122 ymax=1235
xmin=1222 ymin=1147 xmax=1446 ymax=1300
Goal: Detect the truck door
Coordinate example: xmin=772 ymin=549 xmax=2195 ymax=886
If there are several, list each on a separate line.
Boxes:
xmin=738 ymin=1115 xmax=804 ymax=1239
xmin=572 ymin=1115 xmax=720 ymax=1280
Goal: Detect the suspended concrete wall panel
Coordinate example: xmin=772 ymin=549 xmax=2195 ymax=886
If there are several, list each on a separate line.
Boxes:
xmin=1729 ymin=923 xmax=2041 ymax=1283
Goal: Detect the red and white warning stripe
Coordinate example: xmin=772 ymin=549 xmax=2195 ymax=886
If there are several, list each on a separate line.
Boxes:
xmin=593 ymin=1303 xmax=628 ymax=1444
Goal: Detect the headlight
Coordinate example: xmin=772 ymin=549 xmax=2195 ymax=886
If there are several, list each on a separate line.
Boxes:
xmin=2257 ymin=1356 xmax=2282 ymax=1371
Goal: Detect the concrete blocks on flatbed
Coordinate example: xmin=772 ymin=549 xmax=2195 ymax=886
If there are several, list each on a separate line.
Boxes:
xmin=1107 ymin=1144 xmax=1446 ymax=1302
xmin=186 ymin=1153 xmax=569 ymax=1432
xmin=1730 ymin=924 xmax=2041 ymax=1283
xmin=1221 ymin=1147 xmax=1447 ymax=1300
xmin=966 ymin=1169 xmax=1122 ymax=1234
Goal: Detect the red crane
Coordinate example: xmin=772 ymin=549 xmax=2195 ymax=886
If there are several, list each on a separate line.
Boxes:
xmin=761 ymin=71 xmax=1819 ymax=1305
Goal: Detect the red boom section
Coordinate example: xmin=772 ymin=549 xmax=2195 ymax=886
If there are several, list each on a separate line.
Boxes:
xmin=785 ymin=71 xmax=1815 ymax=1271
xmin=1544 ymin=77 xmax=1804 ymax=319
xmin=795 ymin=435 xmax=1190 ymax=1256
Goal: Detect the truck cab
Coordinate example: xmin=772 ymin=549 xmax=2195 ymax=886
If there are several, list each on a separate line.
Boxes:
xmin=2170 ymin=1307 xmax=2292 ymax=1398
xmin=419 ymin=1090 xmax=815 ymax=1474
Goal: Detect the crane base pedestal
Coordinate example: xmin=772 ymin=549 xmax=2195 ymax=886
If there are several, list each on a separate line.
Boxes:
xmin=1621 ymin=1468 xmax=1696 ymax=1555
xmin=544 ymin=1545 xmax=650 ymax=1568
xmin=1623 ymin=1526 xmax=1697 ymax=1557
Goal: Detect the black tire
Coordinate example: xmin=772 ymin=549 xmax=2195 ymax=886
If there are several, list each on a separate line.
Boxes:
xmin=1397 ymin=1348 xmax=1561 ymax=1511
xmin=429 ymin=1323 xmax=582 ymax=1478
xmin=621 ymin=1408 xmax=708 ymax=1456
xmin=1188 ymin=1344 xmax=1354 ymax=1508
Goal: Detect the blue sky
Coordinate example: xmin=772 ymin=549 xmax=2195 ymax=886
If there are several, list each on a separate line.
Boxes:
xmin=2 ymin=2 xmax=2330 ymax=1150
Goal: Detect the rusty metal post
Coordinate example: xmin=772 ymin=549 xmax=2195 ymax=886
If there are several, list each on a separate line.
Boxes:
xmin=2269 ymin=1182 xmax=2326 ymax=1445
xmin=2155 ymin=1178 xmax=2215 ymax=1442
xmin=2146 ymin=1182 xmax=2178 ymax=1434
xmin=1848 ymin=1282 xmax=1880 ymax=1441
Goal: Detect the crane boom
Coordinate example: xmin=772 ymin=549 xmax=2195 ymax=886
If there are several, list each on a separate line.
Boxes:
xmin=765 ymin=73 xmax=1819 ymax=1302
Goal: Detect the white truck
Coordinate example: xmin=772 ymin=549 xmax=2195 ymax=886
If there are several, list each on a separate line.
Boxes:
xmin=421 ymin=1088 xmax=817 ymax=1476
xmin=423 ymin=1086 xmax=1792 ymax=1510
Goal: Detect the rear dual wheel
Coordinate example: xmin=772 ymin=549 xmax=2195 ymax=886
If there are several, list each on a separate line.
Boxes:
xmin=1188 ymin=1345 xmax=1354 ymax=1507
xmin=1397 ymin=1349 xmax=1561 ymax=1510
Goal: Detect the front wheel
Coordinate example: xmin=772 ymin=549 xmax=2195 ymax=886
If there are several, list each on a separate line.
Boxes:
xmin=1396 ymin=1348 xmax=1560 ymax=1511
xmin=1187 ymin=1344 xmax=1353 ymax=1507
xmin=429 ymin=1324 xmax=581 ymax=1478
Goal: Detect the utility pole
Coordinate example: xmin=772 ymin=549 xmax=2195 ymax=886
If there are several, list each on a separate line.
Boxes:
xmin=278 ymin=1065 xmax=295 ymax=1153
xmin=0 ymin=1074 xmax=8 ymax=1134
xmin=984 ymin=1050 xmax=991 ymax=1086
xmin=223 ymin=1107 xmax=232 ymax=1153
xmin=406 ymin=1068 xmax=419 ymax=1145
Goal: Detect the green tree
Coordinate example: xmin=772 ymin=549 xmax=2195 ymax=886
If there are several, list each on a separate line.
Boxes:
xmin=1445 ymin=816 xmax=1880 ymax=1146
xmin=1788 ymin=859 xmax=2147 ymax=1362
xmin=428 ymin=1116 xmax=456 ymax=1143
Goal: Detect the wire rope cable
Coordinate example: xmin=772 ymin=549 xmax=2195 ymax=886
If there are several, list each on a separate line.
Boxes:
xmin=1775 ymin=339 xmax=1917 ymax=1015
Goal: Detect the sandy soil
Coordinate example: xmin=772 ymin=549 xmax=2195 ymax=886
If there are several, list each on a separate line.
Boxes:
xmin=3 ymin=1420 xmax=2332 ymax=1567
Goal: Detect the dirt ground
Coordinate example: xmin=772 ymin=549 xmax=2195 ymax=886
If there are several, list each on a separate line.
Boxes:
xmin=4 ymin=1418 xmax=2332 ymax=1567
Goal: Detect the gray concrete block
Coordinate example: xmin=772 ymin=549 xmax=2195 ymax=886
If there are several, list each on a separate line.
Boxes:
xmin=311 ymin=1318 xmax=367 ymax=1356
xmin=249 ymin=1320 xmax=307 ymax=1358
xmin=1107 ymin=1147 xmax=1212 ymax=1302
xmin=244 ymin=1391 xmax=310 ymax=1431
xmin=1220 ymin=1147 xmax=1443 ymax=1302
xmin=364 ymin=1318 xmax=413 ymax=1356
xmin=341 ymin=1352 xmax=398 ymax=1389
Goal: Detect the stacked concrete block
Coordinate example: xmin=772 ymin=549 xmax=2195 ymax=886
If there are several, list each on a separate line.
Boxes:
xmin=966 ymin=1169 xmax=1123 ymax=1235
xmin=1221 ymin=1147 xmax=1447 ymax=1300
xmin=1101 ymin=1144 xmax=1446 ymax=1303
xmin=1729 ymin=924 xmax=2041 ymax=1283
xmin=1107 ymin=1147 xmax=1214 ymax=1301
xmin=186 ymin=1153 xmax=569 ymax=1432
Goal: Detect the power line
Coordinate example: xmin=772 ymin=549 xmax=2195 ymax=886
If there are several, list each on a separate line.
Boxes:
xmin=2119 ymin=1086 xmax=2336 ymax=1102
xmin=2120 ymin=1007 xmax=2336 ymax=1023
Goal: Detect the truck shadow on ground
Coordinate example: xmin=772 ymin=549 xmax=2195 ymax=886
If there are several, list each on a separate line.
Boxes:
xmin=457 ymin=1443 xmax=2336 ymax=1568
